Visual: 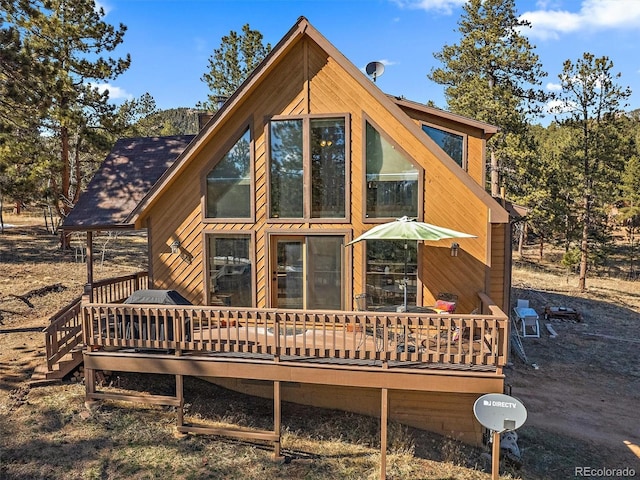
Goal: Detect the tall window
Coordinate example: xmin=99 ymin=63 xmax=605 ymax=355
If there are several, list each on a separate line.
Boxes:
xmin=206 ymin=128 xmax=251 ymax=218
xmin=365 ymin=240 xmax=417 ymax=308
xmin=366 ymin=122 xmax=419 ymax=219
xmin=270 ymin=116 xmax=346 ymax=219
xmin=207 ymin=234 xmax=252 ymax=307
xmin=422 ymin=124 xmax=464 ymax=167
xmin=270 ymin=120 xmax=303 ymax=218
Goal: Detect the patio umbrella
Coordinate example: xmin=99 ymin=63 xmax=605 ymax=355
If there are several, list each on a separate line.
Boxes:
xmin=346 ymin=216 xmax=476 ymax=311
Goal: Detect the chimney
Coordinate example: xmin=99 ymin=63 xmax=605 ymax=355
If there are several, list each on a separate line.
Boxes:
xmin=198 ymin=113 xmax=214 ymax=131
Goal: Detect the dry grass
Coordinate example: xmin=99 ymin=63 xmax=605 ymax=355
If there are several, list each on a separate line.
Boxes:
xmin=1 ymin=213 xmax=639 ymax=479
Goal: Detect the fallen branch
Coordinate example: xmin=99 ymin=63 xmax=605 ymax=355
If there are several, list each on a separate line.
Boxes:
xmin=1 ymin=283 xmax=67 ymax=309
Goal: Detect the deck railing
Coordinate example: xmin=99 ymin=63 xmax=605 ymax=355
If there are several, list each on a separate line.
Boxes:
xmin=43 ymin=272 xmax=149 ymax=372
xmin=90 ymin=271 xmax=148 ymax=303
xmin=44 ymin=296 xmax=83 ymax=370
xmin=82 ymin=303 xmax=509 ymax=367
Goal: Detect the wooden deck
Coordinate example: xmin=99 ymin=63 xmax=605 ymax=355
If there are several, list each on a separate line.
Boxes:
xmin=40 ymin=273 xmax=509 ymax=480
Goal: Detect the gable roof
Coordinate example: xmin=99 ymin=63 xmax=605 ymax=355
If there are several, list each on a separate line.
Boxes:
xmin=63 ymin=135 xmax=195 ymax=231
xmin=127 ymin=16 xmax=509 ymax=226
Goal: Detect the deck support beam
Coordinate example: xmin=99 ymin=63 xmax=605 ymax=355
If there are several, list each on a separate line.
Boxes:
xmin=273 ymin=380 xmax=283 ymax=460
xmin=380 ymin=387 xmax=388 ymax=480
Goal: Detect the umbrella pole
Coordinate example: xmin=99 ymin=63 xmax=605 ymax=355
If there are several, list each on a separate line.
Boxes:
xmin=403 ymin=242 xmax=408 ymax=312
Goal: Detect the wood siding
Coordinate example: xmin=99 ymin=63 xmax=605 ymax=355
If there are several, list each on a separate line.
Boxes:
xmin=139 ymin=27 xmax=507 ymax=317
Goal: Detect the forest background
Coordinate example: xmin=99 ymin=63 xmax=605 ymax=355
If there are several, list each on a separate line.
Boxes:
xmin=1 ymin=0 xmax=640 ymax=291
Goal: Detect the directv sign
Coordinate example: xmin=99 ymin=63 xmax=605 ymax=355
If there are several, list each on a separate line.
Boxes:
xmin=473 ymin=393 xmax=527 ymax=432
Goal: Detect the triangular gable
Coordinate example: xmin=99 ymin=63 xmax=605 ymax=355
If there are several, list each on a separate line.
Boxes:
xmin=127 ymin=16 xmax=509 ymax=225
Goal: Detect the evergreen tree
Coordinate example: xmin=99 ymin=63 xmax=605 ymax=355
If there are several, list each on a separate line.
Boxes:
xmin=551 ymin=53 xmax=631 ymax=290
xmin=200 ymin=24 xmax=271 ymax=111
xmin=429 ymin=0 xmax=547 ymax=198
xmin=5 ymin=0 xmax=130 ymax=223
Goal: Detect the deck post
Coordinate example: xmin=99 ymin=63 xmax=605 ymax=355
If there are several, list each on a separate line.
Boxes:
xmin=273 ymin=380 xmax=284 ymax=460
xmin=176 ymin=374 xmax=184 ymax=428
xmin=84 ymin=365 xmax=100 ymax=411
xmin=86 ymin=231 xmax=93 ymax=289
xmin=380 ymin=387 xmax=388 ymax=480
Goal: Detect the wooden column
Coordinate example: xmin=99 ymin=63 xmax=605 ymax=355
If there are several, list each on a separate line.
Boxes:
xmin=86 ymin=231 xmax=94 ymax=296
xmin=380 ymin=388 xmax=388 ymax=480
xmin=273 ymin=380 xmax=283 ymax=460
xmin=176 ymin=374 xmax=184 ymax=428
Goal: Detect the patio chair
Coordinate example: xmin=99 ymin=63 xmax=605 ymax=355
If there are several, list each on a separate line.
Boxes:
xmin=515 ymin=299 xmax=540 ymax=338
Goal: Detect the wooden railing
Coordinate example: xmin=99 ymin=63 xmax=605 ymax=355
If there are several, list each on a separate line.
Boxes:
xmin=90 ymin=271 xmax=148 ymax=303
xmin=43 ymin=272 xmax=149 ymax=371
xmin=44 ymin=296 xmax=83 ymax=370
xmin=82 ymin=304 xmax=509 ymax=367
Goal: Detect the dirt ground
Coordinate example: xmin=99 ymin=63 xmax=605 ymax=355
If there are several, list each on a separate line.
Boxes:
xmin=1 ymin=213 xmax=639 ymax=479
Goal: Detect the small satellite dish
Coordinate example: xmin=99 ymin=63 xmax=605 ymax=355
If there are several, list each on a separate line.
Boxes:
xmin=473 ymin=394 xmax=527 ymax=432
xmin=365 ymin=61 xmax=385 ymax=82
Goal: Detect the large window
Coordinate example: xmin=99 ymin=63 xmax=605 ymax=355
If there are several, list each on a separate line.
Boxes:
xmin=365 ymin=240 xmax=417 ymax=308
xmin=269 ymin=116 xmax=346 ymax=219
xmin=422 ymin=124 xmax=464 ymax=168
xmin=365 ymin=121 xmax=419 ymax=219
xmin=206 ymin=128 xmax=251 ymax=218
xmin=207 ymin=234 xmax=253 ymax=307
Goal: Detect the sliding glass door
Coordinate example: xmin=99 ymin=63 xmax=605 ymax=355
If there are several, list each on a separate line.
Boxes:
xmin=271 ymin=236 xmax=344 ymax=310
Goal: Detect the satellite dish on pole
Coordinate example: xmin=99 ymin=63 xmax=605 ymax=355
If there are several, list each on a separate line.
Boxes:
xmin=365 ymin=61 xmax=385 ymax=82
xmin=474 ymin=394 xmax=527 ymax=480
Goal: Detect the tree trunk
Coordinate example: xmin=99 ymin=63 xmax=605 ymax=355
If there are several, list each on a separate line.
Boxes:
xmin=578 ymin=214 xmax=589 ymax=291
xmin=490 ymin=150 xmax=499 ymax=197
xmin=539 ymin=234 xmax=544 ymax=261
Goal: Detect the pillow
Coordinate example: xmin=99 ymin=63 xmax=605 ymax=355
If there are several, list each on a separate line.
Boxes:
xmin=434 ymin=300 xmax=456 ymax=313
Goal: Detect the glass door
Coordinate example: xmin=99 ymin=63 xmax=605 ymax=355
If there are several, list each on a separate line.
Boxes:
xmin=271 ymin=236 xmax=344 ymax=310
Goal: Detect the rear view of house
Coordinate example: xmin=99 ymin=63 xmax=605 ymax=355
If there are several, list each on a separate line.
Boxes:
xmin=55 ymin=16 xmax=512 ymax=477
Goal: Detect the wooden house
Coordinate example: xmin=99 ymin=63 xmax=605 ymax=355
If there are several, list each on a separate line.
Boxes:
xmin=48 ymin=17 xmax=512 ymax=477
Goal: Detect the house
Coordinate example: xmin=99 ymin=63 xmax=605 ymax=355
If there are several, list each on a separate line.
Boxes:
xmin=51 ymin=16 xmax=512 ymax=477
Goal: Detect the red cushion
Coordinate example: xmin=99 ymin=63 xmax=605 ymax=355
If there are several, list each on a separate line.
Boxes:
xmin=435 ymin=300 xmax=456 ymax=313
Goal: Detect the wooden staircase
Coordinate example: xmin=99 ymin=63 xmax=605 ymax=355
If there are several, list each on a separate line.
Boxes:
xmin=31 ymin=295 xmax=85 ymax=384
xmin=31 ymin=349 xmax=84 ymax=384
xmin=32 ymin=271 xmax=149 ymax=384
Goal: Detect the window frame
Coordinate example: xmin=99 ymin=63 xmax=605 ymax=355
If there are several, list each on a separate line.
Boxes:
xmin=362 ymin=115 xmax=424 ymax=223
xmin=266 ymin=113 xmax=351 ymax=224
xmin=202 ymin=121 xmax=255 ymax=224
xmin=420 ymin=121 xmax=468 ymax=170
xmin=203 ymin=230 xmax=256 ymax=307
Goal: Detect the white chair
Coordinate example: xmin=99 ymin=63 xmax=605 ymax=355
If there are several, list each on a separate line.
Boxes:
xmin=515 ymin=299 xmax=540 ymax=338
xmin=521 ymin=314 xmax=540 ymax=338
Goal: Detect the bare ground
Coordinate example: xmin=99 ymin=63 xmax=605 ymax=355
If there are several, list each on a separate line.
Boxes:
xmin=1 ymin=213 xmax=639 ymax=479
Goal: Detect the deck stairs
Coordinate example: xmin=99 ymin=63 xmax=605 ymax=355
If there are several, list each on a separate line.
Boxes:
xmin=32 ymin=272 xmax=149 ymax=384
xmin=31 ymin=349 xmax=84 ymax=384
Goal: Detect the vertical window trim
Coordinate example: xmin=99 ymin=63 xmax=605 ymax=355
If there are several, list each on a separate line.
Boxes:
xmin=421 ymin=121 xmax=468 ymax=171
xmin=266 ymin=113 xmax=351 ymax=223
xmin=202 ymin=121 xmax=255 ymax=223
xmin=362 ymin=114 xmax=424 ymax=224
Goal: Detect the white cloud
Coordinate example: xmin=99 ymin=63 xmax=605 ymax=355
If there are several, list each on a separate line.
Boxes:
xmin=546 ymin=82 xmax=563 ymax=91
xmin=545 ymin=98 xmax=575 ymax=115
xmin=521 ymin=0 xmax=640 ymax=40
xmin=95 ymin=1 xmax=111 ymax=15
xmin=90 ymin=83 xmax=133 ymax=101
xmin=391 ymin=0 xmax=465 ymax=15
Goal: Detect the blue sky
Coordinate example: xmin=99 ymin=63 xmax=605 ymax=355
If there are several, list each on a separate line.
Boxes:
xmin=98 ymin=0 xmax=640 ymax=123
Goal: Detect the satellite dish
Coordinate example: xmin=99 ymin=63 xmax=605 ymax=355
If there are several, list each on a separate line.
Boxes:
xmin=473 ymin=393 xmax=527 ymax=432
xmin=365 ymin=61 xmax=385 ymax=82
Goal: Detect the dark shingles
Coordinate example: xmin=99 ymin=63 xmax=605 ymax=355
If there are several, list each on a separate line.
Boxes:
xmin=63 ymin=135 xmax=194 ymax=229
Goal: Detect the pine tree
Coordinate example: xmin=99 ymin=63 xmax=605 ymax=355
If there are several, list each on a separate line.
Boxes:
xmin=200 ymin=24 xmax=271 ymax=111
xmin=6 ymin=0 xmax=130 ymax=224
xmin=429 ymin=0 xmax=547 ymax=198
xmin=552 ymin=53 xmax=631 ymax=290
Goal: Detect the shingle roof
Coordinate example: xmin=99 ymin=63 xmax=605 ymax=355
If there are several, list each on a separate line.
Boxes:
xmin=63 ymin=135 xmax=195 ymax=230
